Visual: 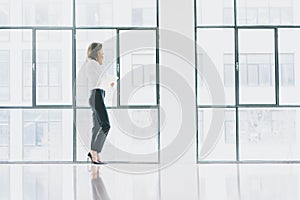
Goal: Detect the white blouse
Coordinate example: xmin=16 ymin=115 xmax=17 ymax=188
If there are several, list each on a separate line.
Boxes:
xmin=83 ymin=59 xmax=118 ymax=91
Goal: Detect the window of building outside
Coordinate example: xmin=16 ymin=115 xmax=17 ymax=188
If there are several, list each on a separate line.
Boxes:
xmin=222 ymin=0 xmax=293 ymax=25
xmin=0 ymin=0 xmax=9 ymax=25
xmin=22 ymin=0 xmax=71 ymax=26
xmin=76 ymin=0 xmax=156 ymax=27
xmin=239 ymin=54 xmax=273 ymax=87
xmin=224 ymin=110 xmax=296 ymax=144
xmin=0 ymin=166 xmax=9 ymax=199
xmin=280 ymin=54 xmax=294 ymax=87
xmin=223 ymin=53 xmax=295 ymax=87
xmin=23 ymin=166 xmax=63 ymax=200
xmin=0 ymin=111 xmax=9 ymax=160
xmin=36 ymin=50 xmax=62 ymax=101
xmin=0 ymin=50 xmax=9 ymax=101
xmin=131 ymin=53 xmax=155 ymax=87
xmin=23 ymin=110 xmax=62 ymax=160
xmin=22 ymin=50 xmax=32 ymax=101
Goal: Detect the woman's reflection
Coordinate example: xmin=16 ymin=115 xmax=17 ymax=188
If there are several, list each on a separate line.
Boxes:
xmin=90 ymin=165 xmax=110 ymax=200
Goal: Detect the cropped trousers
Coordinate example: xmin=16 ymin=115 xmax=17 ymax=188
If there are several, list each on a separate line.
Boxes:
xmin=89 ymin=89 xmax=110 ymax=153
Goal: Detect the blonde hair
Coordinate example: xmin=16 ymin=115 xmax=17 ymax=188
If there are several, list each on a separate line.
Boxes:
xmin=86 ymin=42 xmax=102 ymax=61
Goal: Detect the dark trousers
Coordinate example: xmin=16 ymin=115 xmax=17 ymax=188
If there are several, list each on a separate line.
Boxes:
xmin=89 ymin=89 xmax=110 ymax=153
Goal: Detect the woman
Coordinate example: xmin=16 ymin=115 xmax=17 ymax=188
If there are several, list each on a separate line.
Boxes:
xmin=84 ymin=42 xmax=116 ymax=164
xmin=90 ymin=165 xmax=110 ymax=199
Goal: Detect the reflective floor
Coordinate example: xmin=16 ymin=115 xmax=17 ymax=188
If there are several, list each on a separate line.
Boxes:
xmin=1 ymin=163 xmax=299 ymax=200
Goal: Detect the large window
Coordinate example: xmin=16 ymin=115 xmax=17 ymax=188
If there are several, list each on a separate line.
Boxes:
xmin=196 ymin=0 xmax=300 ymax=162
xmin=0 ymin=0 xmax=158 ymax=162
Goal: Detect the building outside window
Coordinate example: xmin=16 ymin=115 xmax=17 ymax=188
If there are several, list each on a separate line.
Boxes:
xmin=36 ymin=50 xmax=62 ymax=101
xmin=223 ymin=53 xmax=295 ymax=87
xmin=23 ymin=110 xmax=62 ymax=160
xmin=22 ymin=50 xmax=32 ymax=101
xmin=223 ymin=6 xmax=293 ymax=25
xmin=131 ymin=53 xmax=155 ymax=87
xmin=280 ymin=53 xmax=294 ymax=87
xmin=0 ymin=0 xmax=9 ymax=25
xmin=0 ymin=111 xmax=9 ymax=160
xmin=238 ymin=110 xmax=296 ymax=144
xmin=0 ymin=50 xmax=10 ymax=101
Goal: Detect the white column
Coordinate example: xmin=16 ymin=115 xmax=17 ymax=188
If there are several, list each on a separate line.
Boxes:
xmin=159 ymin=0 xmax=196 ymax=164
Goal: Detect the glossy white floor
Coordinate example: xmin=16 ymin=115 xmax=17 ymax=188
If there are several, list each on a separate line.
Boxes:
xmin=1 ymin=163 xmax=299 ymax=200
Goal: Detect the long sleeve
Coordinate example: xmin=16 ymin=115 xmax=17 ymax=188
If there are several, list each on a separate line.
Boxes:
xmin=85 ymin=59 xmax=118 ymax=91
xmin=85 ymin=59 xmax=104 ymax=91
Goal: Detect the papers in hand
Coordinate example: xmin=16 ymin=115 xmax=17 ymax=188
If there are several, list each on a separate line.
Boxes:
xmin=101 ymin=74 xmax=119 ymax=90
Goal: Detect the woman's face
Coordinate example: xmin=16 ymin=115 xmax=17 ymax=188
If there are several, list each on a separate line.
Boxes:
xmin=97 ymin=49 xmax=104 ymax=65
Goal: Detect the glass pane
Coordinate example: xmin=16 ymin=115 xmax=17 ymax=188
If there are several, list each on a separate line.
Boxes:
xmin=0 ymin=110 xmax=9 ymax=161
xmin=279 ymin=29 xmax=299 ymax=105
xmin=76 ymin=30 xmax=117 ymax=107
xmin=76 ymin=108 xmax=158 ymax=162
xmin=76 ymin=0 xmax=156 ymax=27
xmin=239 ymin=29 xmax=275 ymax=104
xmin=0 ymin=30 xmax=32 ymax=106
xmin=36 ymin=30 xmax=72 ymax=105
xmin=23 ymin=166 xmax=64 ymax=200
xmin=0 ymin=166 xmax=9 ymax=200
xmin=248 ymin=64 xmax=258 ymax=86
xmin=198 ymin=109 xmax=236 ymax=161
xmin=120 ymin=30 xmax=156 ymax=106
xmin=239 ymin=108 xmax=300 ymax=160
xmin=198 ymin=165 xmax=239 ymax=200
xmin=20 ymin=0 xmax=72 ymax=26
xmin=0 ymin=0 xmax=72 ymax=26
xmin=22 ymin=50 xmax=32 ymax=101
xmin=197 ymin=29 xmax=235 ymax=105
xmin=197 ymin=0 xmax=234 ymax=25
xmin=239 ymin=165 xmax=298 ymax=199
xmin=20 ymin=109 xmax=72 ymax=161
xmin=0 ymin=1 xmax=9 ymax=26
xmin=237 ymin=0 xmax=295 ymax=25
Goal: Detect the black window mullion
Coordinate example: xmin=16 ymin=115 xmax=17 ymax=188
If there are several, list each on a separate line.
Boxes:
xmin=72 ymin=0 xmax=77 ymax=162
xmin=274 ymin=28 xmax=279 ymax=106
xmin=116 ymin=29 xmax=121 ymax=107
xmin=156 ymin=27 xmax=160 ymax=163
xmin=32 ymin=28 xmax=37 ymax=107
xmin=234 ymin=0 xmax=240 ymax=162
